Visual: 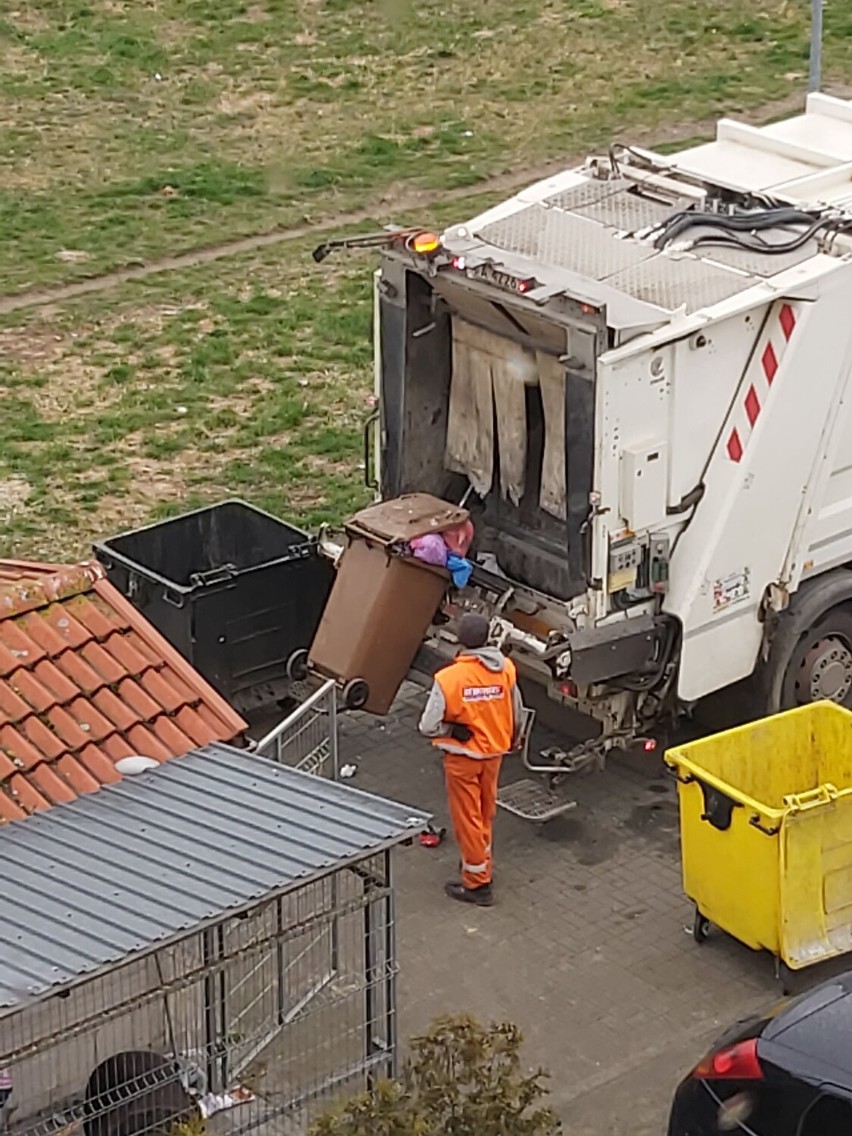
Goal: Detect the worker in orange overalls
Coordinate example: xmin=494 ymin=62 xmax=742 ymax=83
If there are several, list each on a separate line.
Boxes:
xmin=418 ymin=612 xmax=522 ymax=906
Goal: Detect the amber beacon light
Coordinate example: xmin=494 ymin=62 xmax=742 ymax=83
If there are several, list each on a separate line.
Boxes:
xmin=407 ymin=231 xmax=441 ymax=255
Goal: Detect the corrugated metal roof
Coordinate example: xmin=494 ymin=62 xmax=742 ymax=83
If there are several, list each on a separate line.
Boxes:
xmin=0 ymin=744 xmax=430 ymax=1009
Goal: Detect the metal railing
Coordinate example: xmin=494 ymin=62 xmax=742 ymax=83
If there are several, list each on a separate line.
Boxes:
xmin=1 ymin=852 xmax=397 ymax=1136
xmin=256 ymin=679 xmax=339 ymax=779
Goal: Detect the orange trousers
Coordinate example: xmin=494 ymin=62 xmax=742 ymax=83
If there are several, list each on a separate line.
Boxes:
xmin=444 ymin=753 xmax=503 ymax=889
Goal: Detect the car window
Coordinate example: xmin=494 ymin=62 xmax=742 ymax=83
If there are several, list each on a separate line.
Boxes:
xmin=773 ymin=997 xmax=852 ymax=1076
xmin=797 ymin=1091 xmax=852 ymax=1136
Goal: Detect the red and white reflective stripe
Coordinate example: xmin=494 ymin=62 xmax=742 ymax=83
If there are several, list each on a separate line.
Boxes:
xmin=726 ymin=302 xmax=797 ymax=464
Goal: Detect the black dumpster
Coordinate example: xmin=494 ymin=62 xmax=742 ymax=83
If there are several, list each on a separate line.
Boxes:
xmin=93 ymin=500 xmax=334 ymax=712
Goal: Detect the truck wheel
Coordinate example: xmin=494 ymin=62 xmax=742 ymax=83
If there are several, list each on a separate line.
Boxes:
xmin=783 ymin=609 xmax=852 ymax=709
xmin=761 ymin=571 xmax=852 ymax=714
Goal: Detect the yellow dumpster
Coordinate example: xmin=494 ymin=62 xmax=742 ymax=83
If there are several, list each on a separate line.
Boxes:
xmin=665 ymin=701 xmax=852 ymax=977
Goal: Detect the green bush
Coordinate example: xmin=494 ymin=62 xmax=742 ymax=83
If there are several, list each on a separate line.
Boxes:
xmin=311 ymin=1015 xmax=561 ymax=1136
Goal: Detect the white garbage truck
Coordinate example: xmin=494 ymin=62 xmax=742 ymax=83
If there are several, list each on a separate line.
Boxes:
xmin=322 ymin=92 xmax=852 ymax=789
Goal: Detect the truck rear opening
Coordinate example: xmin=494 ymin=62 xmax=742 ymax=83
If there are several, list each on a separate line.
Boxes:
xmin=377 ymin=254 xmax=607 ymax=600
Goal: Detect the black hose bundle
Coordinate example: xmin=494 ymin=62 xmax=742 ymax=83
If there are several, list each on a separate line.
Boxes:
xmin=649 ymin=207 xmax=826 ymax=253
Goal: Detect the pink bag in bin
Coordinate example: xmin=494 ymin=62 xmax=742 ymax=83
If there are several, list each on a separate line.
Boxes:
xmin=443 ymin=520 xmax=474 ymax=557
xmin=410 ymin=533 xmax=449 ymax=567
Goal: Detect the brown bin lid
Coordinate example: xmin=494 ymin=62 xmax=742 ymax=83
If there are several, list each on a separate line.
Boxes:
xmin=346 ymin=494 xmax=469 ymax=543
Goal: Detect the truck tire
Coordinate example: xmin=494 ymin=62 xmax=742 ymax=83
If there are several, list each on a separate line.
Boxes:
xmin=762 ymin=571 xmax=852 ymax=713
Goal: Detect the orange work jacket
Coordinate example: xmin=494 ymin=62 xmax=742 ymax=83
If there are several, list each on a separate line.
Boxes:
xmin=433 ymin=654 xmax=517 ymax=759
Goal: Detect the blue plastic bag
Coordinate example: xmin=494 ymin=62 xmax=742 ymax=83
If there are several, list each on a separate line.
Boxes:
xmin=446 ymin=553 xmax=473 ymax=588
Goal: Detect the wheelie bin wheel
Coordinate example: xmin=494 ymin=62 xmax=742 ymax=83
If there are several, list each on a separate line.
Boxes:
xmin=776 ymin=958 xmax=793 ymax=996
xmin=342 ymin=678 xmax=369 ymax=710
xmin=286 ymin=649 xmax=309 ymax=682
xmin=693 ymin=908 xmax=711 ymax=944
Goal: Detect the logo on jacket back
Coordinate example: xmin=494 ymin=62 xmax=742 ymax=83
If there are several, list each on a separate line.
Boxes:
xmin=462 ymin=684 xmax=504 ymax=702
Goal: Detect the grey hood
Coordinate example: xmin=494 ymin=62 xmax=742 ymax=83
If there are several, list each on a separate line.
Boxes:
xmin=458 ymin=646 xmax=510 ymax=673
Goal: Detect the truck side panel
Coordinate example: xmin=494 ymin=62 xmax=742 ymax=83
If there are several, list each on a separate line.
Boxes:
xmin=667 ymin=269 xmax=852 ymax=701
xmin=667 ymin=313 xmax=762 ymax=507
xmin=797 ymin=353 xmax=852 ymax=580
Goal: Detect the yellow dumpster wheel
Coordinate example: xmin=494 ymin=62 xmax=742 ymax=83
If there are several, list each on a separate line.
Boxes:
xmin=692 ymin=907 xmax=711 ymax=944
xmin=774 ymin=957 xmax=794 ymax=997
xmin=693 ymin=906 xmax=794 ymax=994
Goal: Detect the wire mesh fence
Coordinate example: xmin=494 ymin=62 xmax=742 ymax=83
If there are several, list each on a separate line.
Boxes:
xmin=255 ymin=681 xmax=338 ymax=779
xmin=0 ymin=851 xmax=395 ymax=1136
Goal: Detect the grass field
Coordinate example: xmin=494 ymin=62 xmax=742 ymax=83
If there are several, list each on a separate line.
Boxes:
xmin=0 ymin=240 xmax=375 ymax=557
xmin=3 ymin=0 xmax=851 ymax=292
xmin=0 ymin=191 xmax=505 ymax=560
xmin=1 ymin=0 xmax=851 ymax=560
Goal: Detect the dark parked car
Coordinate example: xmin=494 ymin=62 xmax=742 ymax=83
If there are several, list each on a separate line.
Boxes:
xmin=669 ymin=972 xmax=852 ymax=1134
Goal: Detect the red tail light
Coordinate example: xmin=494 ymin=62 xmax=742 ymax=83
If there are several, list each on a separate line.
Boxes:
xmin=693 ymin=1038 xmax=763 ymax=1081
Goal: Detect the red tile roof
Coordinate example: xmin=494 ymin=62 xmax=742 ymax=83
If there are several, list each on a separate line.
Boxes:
xmin=0 ymin=560 xmax=248 ymax=822
xmin=0 ymin=560 xmax=63 ymax=585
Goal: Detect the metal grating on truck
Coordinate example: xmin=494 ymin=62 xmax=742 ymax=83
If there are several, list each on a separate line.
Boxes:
xmin=471 ymin=187 xmax=821 ymax=313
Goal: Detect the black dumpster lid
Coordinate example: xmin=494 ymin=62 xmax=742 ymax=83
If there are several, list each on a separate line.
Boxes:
xmin=347 ymin=494 xmax=468 ymax=543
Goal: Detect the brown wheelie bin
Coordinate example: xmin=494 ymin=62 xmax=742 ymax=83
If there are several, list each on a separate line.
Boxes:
xmin=308 ymin=494 xmax=469 ymax=714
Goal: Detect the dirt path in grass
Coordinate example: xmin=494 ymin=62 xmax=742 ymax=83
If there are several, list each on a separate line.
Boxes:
xmin=0 ymin=155 xmax=585 ymax=314
xmin=0 ymin=88 xmax=846 ymax=317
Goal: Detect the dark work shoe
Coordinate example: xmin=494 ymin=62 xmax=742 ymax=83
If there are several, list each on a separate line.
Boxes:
xmin=444 ymin=881 xmax=494 ymax=906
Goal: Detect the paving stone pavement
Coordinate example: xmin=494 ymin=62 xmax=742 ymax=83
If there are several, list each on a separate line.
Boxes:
xmin=333 ymin=684 xmax=803 ymax=1134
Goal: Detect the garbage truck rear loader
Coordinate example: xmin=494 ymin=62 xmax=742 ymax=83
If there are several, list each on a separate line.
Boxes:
xmin=360 ymin=93 xmax=852 ymax=773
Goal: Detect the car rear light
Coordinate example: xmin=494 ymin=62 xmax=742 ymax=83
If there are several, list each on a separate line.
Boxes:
xmin=693 ymin=1038 xmax=763 ymax=1081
